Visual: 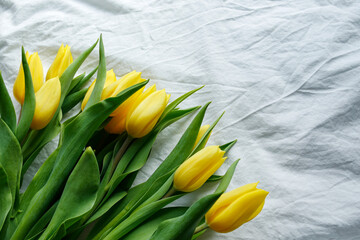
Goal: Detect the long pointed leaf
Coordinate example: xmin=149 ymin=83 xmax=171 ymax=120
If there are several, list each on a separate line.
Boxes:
xmin=16 ymin=47 xmax=35 ymax=142
xmin=102 ymin=195 xmax=183 ymax=240
xmin=0 ymin=71 xmax=16 ymax=132
xmin=85 ymin=34 xmax=105 ymax=109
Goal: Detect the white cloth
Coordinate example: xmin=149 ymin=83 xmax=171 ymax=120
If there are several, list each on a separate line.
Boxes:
xmin=1 ymin=0 xmax=360 ymax=239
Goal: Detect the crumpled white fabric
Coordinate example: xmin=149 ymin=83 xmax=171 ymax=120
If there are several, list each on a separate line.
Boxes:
xmin=1 ymin=0 xmax=360 ymax=239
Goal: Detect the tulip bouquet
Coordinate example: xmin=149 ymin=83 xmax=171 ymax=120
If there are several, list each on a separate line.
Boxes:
xmin=0 ymin=35 xmax=268 ymax=240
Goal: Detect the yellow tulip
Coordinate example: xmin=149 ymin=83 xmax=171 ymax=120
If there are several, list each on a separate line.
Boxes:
xmin=30 ymin=77 xmax=61 ymax=130
xmin=81 ymin=69 xmax=117 ymax=110
xmin=13 ymin=51 xmax=44 ymax=104
xmin=205 ymin=182 xmax=268 ymax=233
xmin=104 ymin=85 xmax=155 ymax=134
xmin=46 ymin=44 xmax=73 ymax=80
xmin=126 ymin=87 xmax=170 ymax=138
xmin=174 ymin=145 xmax=226 ymax=192
xmin=194 ymin=124 xmax=211 ymax=148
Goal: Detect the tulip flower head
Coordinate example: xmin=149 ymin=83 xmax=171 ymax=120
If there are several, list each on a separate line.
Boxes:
xmin=31 ymin=77 xmax=61 ymax=130
xmin=105 ymin=84 xmax=155 ymax=134
xmin=205 ymin=182 xmax=268 ymax=233
xmin=193 ymin=124 xmax=211 ymax=148
xmin=46 ymin=44 xmax=73 ymax=80
xmin=126 ymin=86 xmax=170 ymax=138
xmin=104 ymin=71 xmax=146 ymax=117
xmin=174 ymin=145 xmax=226 ymax=192
xmin=13 ymin=51 xmax=44 ymax=104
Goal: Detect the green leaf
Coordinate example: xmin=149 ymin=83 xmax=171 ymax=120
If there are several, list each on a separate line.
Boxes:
xmin=62 ymin=88 xmax=88 ymax=114
xmin=190 ymin=111 xmax=225 ymax=156
xmin=21 ymin=112 xmax=62 ymax=178
xmin=207 ymin=175 xmax=223 ymax=182
xmin=69 ymin=66 xmax=98 ymax=95
xmin=19 ymin=148 xmax=59 ymax=215
xmin=158 ymin=86 xmax=204 ymax=123
xmin=155 ymin=106 xmax=200 ymax=131
xmin=38 ymin=148 xmax=100 ymax=240
xmin=90 ymin=103 xmax=209 ymax=237
xmin=0 ymin=166 xmax=12 ymax=231
xmin=16 ymin=47 xmax=36 ymax=142
xmin=0 ymin=119 xmax=22 ymax=208
xmin=122 ymin=208 xmax=188 ymax=240
xmin=87 ymin=191 xmax=127 ymax=224
xmin=149 ymin=193 xmax=222 ymax=240
xmin=220 ymin=139 xmax=237 ymax=153
xmin=85 ymin=34 xmax=106 ymax=110
xmin=59 ymin=39 xmax=98 ymax=106
xmin=215 ymin=159 xmax=240 ymax=194
xmin=68 ymin=73 xmax=85 ymax=94
xmin=191 ymin=228 xmax=207 ymax=240
xmin=11 ymin=80 xmax=148 ymax=240
xmin=103 ymin=132 xmax=157 ymax=202
xmin=0 ymin=71 xmax=16 ymax=133
xmin=25 ymin=201 xmax=59 ymax=240
xmin=102 ymin=195 xmax=184 ymax=240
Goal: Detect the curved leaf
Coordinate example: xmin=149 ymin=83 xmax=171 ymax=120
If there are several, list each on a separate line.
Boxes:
xmin=0 ymin=166 xmax=12 ymax=231
xmin=38 ymin=147 xmax=99 ymax=240
xmin=0 ymin=119 xmax=22 ymax=207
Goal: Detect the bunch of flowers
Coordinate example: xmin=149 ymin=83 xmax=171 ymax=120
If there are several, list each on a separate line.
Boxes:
xmin=0 ymin=35 xmax=268 ymax=240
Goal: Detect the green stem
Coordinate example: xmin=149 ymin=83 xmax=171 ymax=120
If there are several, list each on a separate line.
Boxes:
xmin=111 ymin=135 xmax=133 ymax=175
xmin=194 ymin=222 xmax=209 ymax=234
xmin=162 ymin=186 xmax=177 ymax=199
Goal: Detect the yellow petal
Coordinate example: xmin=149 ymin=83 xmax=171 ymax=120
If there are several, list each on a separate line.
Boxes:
xmin=174 ymin=145 xmax=225 ymax=192
xmin=14 ymin=52 xmax=44 ymax=104
xmin=206 ymin=182 xmax=259 ymax=223
xmin=126 ymin=89 xmax=168 ymax=138
xmin=193 ymin=124 xmax=211 ymax=149
xmin=46 ymin=44 xmax=65 ymax=80
xmin=104 ymin=110 xmax=128 ymax=134
xmin=56 ymin=45 xmax=72 ymax=78
xmin=31 ymin=77 xmax=61 ymax=130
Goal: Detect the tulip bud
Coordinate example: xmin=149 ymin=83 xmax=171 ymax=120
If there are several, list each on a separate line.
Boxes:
xmin=194 ymin=124 xmax=211 ymax=148
xmin=104 ymin=85 xmax=156 ymax=134
xmin=81 ymin=69 xmax=117 ymax=110
xmin=174 ymin=145 xmax=226 ymax=192
xmin=205 ymin=182 xmax=268 ymax=233
xmin=46 ymin=44 xmax=73 ymax=80
xmin=14 ymin=52 xmax=44 ymax=104
xmin=31 ymin=77 xmax=61 ymax=130
xmin=126 ymin=87 xmax=170 ymax=138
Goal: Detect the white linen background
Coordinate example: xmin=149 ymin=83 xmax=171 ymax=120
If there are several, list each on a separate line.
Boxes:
xmin=1 ymin=0 xmax=360 ymax=239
